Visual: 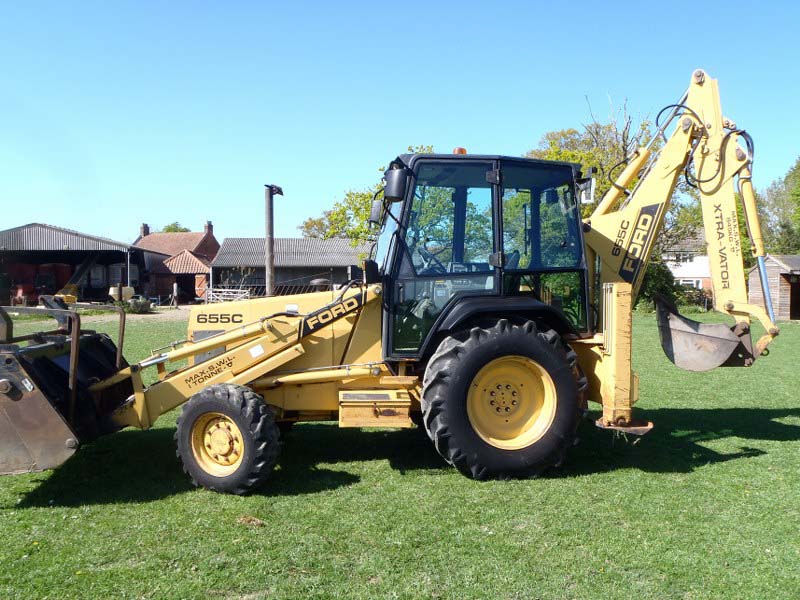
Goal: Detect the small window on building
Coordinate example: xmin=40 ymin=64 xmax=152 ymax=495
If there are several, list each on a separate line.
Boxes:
xmin=89 ymin=265 xmax=107 ymax=288
xmin=128 ymin=264 xmax=140 ymax=286
xmin=678 ymin=278 xmax=702 ymax=289
xmin=109 ymin=264 xmax=125 ymax=286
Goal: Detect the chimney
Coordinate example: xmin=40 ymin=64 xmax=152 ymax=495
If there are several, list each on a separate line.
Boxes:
xmin=140 ymin=223 xmax=150 ymax=237
xmin=204 ymin=221 xmax=213 ymax=235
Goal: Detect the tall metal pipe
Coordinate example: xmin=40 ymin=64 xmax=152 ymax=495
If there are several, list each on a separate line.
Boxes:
xmin=264 ymin=184 xmax=283 ymax=297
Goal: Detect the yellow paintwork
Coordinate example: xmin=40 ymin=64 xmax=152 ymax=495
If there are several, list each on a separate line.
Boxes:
xmin=104 ymin=285 xmax=393 ymax=430
xmin=191 ymin=412 xmax=245 ymax=476
xmin=466 ymin=355 xmax=557 ymax=450
xmin=571 ymin=283 xmax=638 ymax=427
xmin=338 ymin=389 xmax=414 ymax=428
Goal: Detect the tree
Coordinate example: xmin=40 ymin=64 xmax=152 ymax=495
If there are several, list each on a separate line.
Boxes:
xmin=299 ymin=145 xmax=434 ymax=243
xmin=526 ymin=108 xmax=705 ymax=304
xmin=161 ymin=222 xmax=191 ymax=233
xmin=754 ymin=156 xmax=800 ymax=254
xmin=526 ymin=107 xmax=701 ymax=249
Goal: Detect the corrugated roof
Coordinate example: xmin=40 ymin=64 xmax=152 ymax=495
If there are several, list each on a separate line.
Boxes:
xmin=164 ymin=249 xmax=211 ymax=274
xmin=0 ymin=223 xmax=131 ymax=252
xmin=133 ymin=231 xmax=207 ymax=256
xmin=212 ymin=237 xmax=369 ymax=268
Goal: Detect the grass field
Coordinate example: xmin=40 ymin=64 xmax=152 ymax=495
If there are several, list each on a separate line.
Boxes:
xmin=1 ymin=314 xmax=798 ymax=599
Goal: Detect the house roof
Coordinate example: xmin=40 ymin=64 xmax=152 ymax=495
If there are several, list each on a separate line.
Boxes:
xmin=0 ymin=223 xmax=131 ymax=252
xmin=164 ymin=250 xmax=211 ymax=274
xmin=212 ymin=237 xmax=370 ymax=269
xmin=663 ymin=229 xmax=706 ymax=254
xmin=748 ymin=254 xmax=800 ymax=273
xmin=133 ymin=231 xmax=208 ymax=257
xmin=770 ymin=255 xmax=800 ymax=272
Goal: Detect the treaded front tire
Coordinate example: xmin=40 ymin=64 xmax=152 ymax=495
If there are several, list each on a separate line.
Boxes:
xmin=175 ymin=383 xmax=280 ymax=494
xmin=421 ymin=319 xmax=585 ymax=479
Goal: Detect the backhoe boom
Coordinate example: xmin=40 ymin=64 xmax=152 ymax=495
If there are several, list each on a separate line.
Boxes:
xmin=577 ymin=69 xmax=779 ymax=432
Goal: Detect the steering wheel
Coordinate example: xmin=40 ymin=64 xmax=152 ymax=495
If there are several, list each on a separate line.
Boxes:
xmin=418 ymin=242 xmax=447 ymax=274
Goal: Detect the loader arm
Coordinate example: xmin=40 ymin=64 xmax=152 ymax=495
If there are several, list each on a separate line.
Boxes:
xmin=96 ymin=284 xmax=386 ymax=431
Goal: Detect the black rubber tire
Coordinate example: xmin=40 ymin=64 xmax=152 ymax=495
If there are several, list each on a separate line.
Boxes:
xmin=421 ymin=319 xmax=587 ymax=480
xmin=175 ymin=383 xmax=280 ymax=495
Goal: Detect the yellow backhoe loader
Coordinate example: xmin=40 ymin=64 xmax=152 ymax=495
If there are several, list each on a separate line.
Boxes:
xmin=0 ymin=70 xmax=780 ymax=493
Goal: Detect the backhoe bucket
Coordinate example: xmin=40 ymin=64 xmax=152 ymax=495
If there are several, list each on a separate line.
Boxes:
xmin=0 ymin=302 xmax=131 ymax=475
xmin=654 ymin=296 xmax=754 ymax=372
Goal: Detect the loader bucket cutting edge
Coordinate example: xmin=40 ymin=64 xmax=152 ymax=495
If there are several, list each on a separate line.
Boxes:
xmin=0 ymin=387 xmax=79 ymax=475
xmin=654 ymin=295 xmax=754 ymax=372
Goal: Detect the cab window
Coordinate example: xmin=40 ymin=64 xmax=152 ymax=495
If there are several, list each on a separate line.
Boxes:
xmin=392 ymin=161 xmax=495 ymax=353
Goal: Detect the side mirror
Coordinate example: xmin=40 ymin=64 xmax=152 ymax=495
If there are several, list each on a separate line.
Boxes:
xmin=577 ymin=167 xmax=597 ymax=205
xmin=368 ymin=199 xmax=383 ymax=226
xmin=384 ymin=168 xmax=407 ymax=202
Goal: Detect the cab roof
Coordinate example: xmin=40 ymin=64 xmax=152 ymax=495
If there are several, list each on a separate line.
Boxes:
xmin=395 ymin=153 xmax=583 ymax=174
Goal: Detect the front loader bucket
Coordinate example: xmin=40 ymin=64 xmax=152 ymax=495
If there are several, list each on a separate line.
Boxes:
xmin=0 ymin=374 xmax=78 ymax=474
xmin=0 ymin=302 xmax=132 ymax=475
xmin=654 ymin=296 xmax=754 ymax=372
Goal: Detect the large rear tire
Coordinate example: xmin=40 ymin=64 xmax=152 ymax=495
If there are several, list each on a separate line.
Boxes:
xmin=175 ymin=383 xmax=280 ymax=494
xmin=421 ymin=319 xmax=585 ymax=479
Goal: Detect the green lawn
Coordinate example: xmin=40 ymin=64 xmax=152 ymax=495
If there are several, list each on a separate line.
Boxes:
xmin=1 ymin=315 xmax=798 ymax=599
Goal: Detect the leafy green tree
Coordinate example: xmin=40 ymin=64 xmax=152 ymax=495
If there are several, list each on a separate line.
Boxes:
xmin=526 ymin=112 xmax=701 ymax=255
xmin=526 ymin=118 xmax=651 ymax=211
xmin=526 ymin=110 xmax=711 ymax=306
xmin=752 ymin=157 xmax=800 ymax=254
xmin=299 ymin=145 xmax=434 ymax=243
xmin=161 ymin=222 xmax=190 ymax=233
xmin=638 ymin=259 xmax=678 ymax=306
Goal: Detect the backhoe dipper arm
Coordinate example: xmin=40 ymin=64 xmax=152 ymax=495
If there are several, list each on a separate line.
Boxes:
xmin=575 ymin=69 xmax=779 ymax=433
xmin=583 ymin=69 xmax=778 ymax=359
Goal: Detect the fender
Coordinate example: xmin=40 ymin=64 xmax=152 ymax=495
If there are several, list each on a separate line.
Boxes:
xmin=414 ymin=295 xmax=578 ymax=360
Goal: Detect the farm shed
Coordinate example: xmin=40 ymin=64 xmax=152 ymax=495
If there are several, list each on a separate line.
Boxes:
xmin=211 ymin=237 xmax=369 ymax=296
xmin=748 ymin=254 xmax=800 ymax=321
xmin=133 ymin=222 xmax=219 ymax=302
xmin=0 ymin=223 xmax=161 ymax=304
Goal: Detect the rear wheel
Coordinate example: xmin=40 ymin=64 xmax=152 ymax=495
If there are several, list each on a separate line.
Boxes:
xmin=422 ymin=319 xmax=585 ymax=479
xmin=175 ymin=383 xmax=280 ymax=494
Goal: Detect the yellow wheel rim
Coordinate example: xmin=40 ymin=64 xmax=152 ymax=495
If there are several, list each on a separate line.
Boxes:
xmin=190 ymin=412 xmax=245 ymax=477
xmin=466 ymin=355 xmax=557 ymax=450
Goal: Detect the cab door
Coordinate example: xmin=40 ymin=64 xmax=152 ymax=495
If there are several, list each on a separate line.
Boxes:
xmin=386 ymin=159 xmax=498 ymax=357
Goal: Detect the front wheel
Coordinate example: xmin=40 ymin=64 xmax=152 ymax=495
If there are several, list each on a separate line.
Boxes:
xmin=175 ymin=383 xmax=281 ymax=494
xmin=421 ymin=319 xmax=585 ymax=479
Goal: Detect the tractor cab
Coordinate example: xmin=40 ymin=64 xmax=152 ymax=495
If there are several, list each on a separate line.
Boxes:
xmin=371 ymin=153 xmax=591 ymax=359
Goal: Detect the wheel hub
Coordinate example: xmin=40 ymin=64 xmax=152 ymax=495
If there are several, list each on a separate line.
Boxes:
xmin=466 ymin=355 xmax=557 ymax=450
xmin=486 ymin=383 xmax=521 ymax=417
xmin=191 ymin=413 xmax=245 ymax=475
xmin=205 ymin=420 xmax=241 ymax=465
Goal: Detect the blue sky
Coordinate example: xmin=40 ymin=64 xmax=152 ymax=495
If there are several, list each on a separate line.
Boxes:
xmin=2 ymin=1 xmax=799 ymax=243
